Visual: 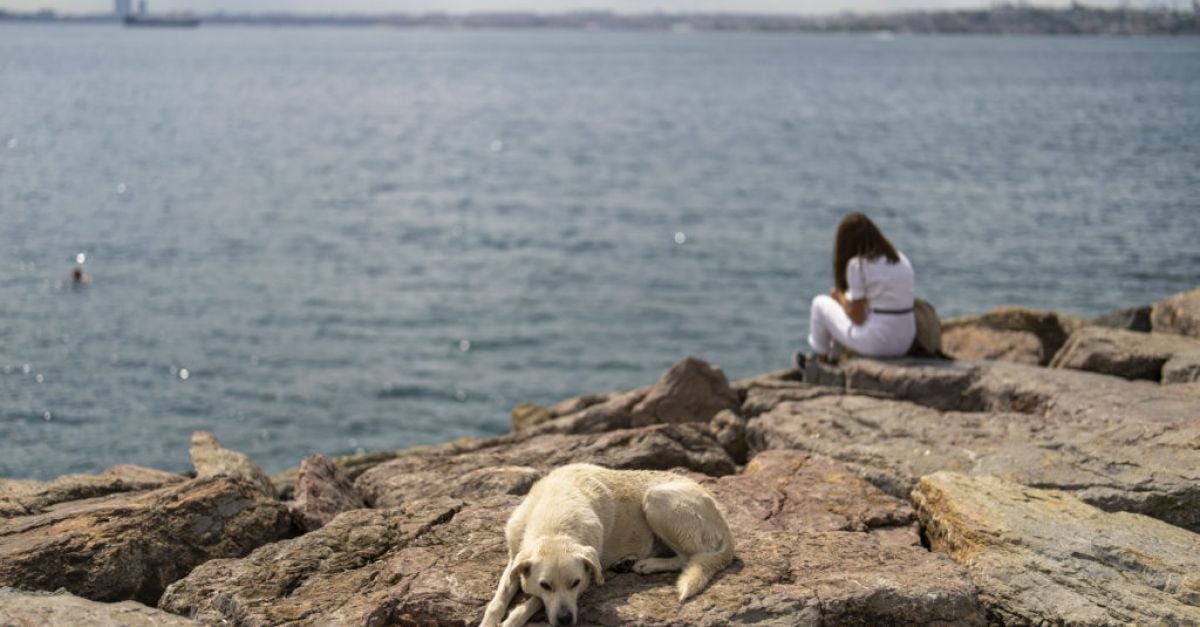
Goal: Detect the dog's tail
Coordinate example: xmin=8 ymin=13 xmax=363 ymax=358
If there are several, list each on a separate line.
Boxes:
xmin=675 ymin=513 xmax=735 ymax=601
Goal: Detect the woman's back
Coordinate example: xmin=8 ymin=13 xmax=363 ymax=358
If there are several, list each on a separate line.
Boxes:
xmin=847 ymin=252 xmax=914 ymax=315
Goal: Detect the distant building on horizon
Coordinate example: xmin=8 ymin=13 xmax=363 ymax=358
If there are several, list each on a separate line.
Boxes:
xmin=138 ymin=0 xmax=147 ymax=16
xmin=113 ymin=0 xmax=130 ymax=16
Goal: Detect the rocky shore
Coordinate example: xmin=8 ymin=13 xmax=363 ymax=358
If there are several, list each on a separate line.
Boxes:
xmin=2 ymin=288 xmax=1198 ymax=626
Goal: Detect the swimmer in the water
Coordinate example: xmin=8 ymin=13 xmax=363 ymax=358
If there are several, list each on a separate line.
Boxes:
xmin=71 ymin=265 xmax=90 ymax=286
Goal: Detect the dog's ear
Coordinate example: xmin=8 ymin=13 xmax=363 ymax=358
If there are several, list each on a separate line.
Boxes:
xmin=575 ymin=545 xmax=604 ymax=586
xmin=508 ymin=549 xmax=533 ymax=586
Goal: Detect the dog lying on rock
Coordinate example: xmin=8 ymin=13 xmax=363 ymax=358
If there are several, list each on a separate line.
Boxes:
xmin=480 ymin=463 xmax=734 ymax=627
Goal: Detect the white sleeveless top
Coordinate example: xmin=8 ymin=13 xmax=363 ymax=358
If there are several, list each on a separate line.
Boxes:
xmin=844 ymin=252 xmax=916 ymax=356
xmin=846 ymin=252 xmax=915 ymax=312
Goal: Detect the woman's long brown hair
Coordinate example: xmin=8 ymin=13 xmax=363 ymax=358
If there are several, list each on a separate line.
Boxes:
xmin=833 ymin=212 xmax=900 ymax=292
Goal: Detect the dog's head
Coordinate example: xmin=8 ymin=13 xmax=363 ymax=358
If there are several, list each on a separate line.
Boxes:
xmin=510 ymin=537 xmax=603 ymax=626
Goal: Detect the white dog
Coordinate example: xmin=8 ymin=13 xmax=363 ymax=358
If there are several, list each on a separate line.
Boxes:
xmin=479 ymin=463 xmax=734 ymax=627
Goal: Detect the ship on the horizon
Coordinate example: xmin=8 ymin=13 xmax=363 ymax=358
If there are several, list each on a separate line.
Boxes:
xmin=120 ymin=0 xmax=199 ymax=27
xmin=124 ymin=14 xmax=200 ymax=27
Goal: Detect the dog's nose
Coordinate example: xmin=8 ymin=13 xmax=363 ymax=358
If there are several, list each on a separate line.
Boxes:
xmin=555 ymin=610 xmax=575 ymax=625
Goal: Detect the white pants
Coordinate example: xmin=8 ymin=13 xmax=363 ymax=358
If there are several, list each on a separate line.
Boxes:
xmin=807 ymin=294 xmax=916 ymax=358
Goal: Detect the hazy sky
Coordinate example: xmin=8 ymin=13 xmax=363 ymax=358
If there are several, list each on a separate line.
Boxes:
xmin=6 ymin=0 xmax=1189 ymax=15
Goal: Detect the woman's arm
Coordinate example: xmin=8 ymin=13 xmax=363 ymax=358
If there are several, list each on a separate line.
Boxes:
xmin=831 ymin=288 xmax=868 ymax=326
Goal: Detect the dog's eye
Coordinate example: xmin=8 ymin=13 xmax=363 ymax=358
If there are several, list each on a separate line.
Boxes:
xmin=570 ymin=579 xmax=581 ymax=589
xmin=539 ymin=581 xmax=551 ymax=591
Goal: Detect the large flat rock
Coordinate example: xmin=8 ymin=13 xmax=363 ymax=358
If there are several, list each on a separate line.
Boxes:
xmin=557 ymin=529 xmax=982 ymax=627
xmin=160 ymin=452 xmax=983 ymax=626
xmin=939 ymin=306 xmax=1083 ymax=365
xmin=0 ymin=464 xmax=185 ymax=518
xmin=839 ymin=357 xmax=1200 ymax=425
xmin=355 ymin=423 xmax=737 ymax=508
xmin=747 ymin=394 xmax=1200 ymax=531
xmin=699 ymin=450 xmax=919 ymax=545
xmin=737 ymin=377 xmax=851 ymax=419
xmin=912 ymin=472 xmax=1200 ymax=626
xmin=941 ymin=326 xmax=1044 ymax=365
xmin=1049 ymin=325 xmax=1200 ymax=381
xmin=0 ymin=476 xmax=291 ymax=605
xmin=0 ymin=587 xmax=198 ymax=626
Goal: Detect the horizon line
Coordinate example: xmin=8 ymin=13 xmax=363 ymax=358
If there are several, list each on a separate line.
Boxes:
xmin=5 ymin=2 xmax=1196 ymax=20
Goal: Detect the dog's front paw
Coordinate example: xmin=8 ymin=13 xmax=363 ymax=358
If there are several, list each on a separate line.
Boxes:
xmin=479 ymin=610 xmax=503 ymax=627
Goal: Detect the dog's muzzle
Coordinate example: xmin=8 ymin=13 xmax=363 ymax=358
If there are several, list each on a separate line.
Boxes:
xmin=553 ymin=608 xmax=576 ymax=626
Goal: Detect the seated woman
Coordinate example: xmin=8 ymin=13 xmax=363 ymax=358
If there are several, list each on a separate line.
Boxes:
xmin=801 ymin=212 xmax=915 ymax=365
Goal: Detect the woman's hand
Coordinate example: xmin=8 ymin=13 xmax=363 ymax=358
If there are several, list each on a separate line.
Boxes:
xmin=832 ymin=288 xmax=868 ymax=325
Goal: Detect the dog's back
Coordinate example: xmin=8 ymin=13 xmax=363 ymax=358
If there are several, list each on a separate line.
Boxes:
xmin=513 ymin=464 xmax=733 ymax=599
xmin=514 ymin=464 xmax=661 ymax=558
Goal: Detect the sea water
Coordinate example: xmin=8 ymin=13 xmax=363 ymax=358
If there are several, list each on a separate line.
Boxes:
xmin=1 ymin=25 xmax=1198 ymax=479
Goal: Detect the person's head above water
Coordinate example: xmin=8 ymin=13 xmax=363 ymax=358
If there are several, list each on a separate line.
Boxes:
xmin=832 ymin=212 xmax=900 ymax=293
xmin=71 ymin=265 xmax=90 ymax=286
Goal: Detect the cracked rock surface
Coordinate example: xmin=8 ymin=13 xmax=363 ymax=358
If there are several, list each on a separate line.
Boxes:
xmin=939 ymin=306 xmax=1083 ymax=365
xmin=748 ymin=392 xmax=1200 ymax=532
xmin=161 ymin=449 xmax=983 ymax=626
xmin=0 ymin=464 xmax=185 ymax=518
xmin=1049 ymin=325 xmax=1200 ymax=381
xmin=159 ymin=497 xmax=466 ymax=625
xmin=0 ymin=476 xmax=291 ymax=605
xmin=700 ymin=450 xmax=918 ymax=541
xmin=356 ymin=423 xmax=737 ymax=508
xmin=841 ymin=356 xmax=1200 ymax=421
xmin=913 ymin=472 xmax=1200 ymax=626
xmin=0 ymin=587 xmax=198 ymax=626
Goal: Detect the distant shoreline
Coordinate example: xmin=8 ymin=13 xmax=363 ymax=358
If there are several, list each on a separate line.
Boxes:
xmin=2 ymin=5 xmax=1198 ymax=36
